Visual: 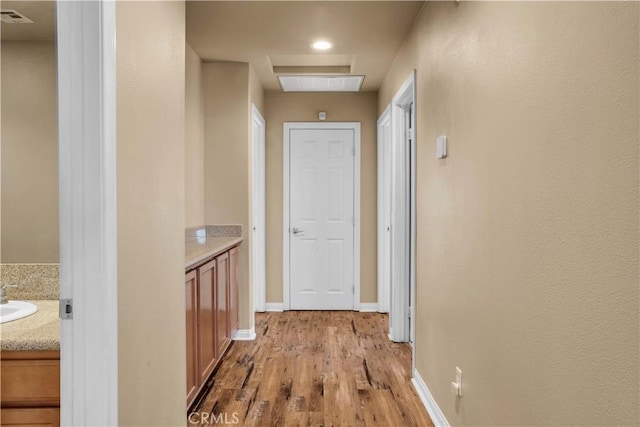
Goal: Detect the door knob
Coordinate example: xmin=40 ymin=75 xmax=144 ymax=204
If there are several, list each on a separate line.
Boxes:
xmin=292 ymin=227 xmax=304 ymax=235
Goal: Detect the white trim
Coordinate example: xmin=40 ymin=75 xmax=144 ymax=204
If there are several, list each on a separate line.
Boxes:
xmin=354 ymin=124 xmax=361 ymax=311
xmin=389 ymin=71 xmax=416 ymax=346
xmin=412 ymin=369 xmax=450 ymax=427
xmin=358 ymin=303 xmax=380 ymax=313
xmin=232 ymin=327 xmax=256 ymax=341
xmin=57 ymin=1 xmax=118 ymax=425
xmin=265 ymin=302 xmax=284 ymax=312
xmin=283 ymin=122 xmax=361 ymax=311
xmin=410 ymin=75 xmax=417 ymax=369
xmin=377 ymin=105 xmax=392 ymax=314
xmin=251 ymin=104 xmax=266 ymax=313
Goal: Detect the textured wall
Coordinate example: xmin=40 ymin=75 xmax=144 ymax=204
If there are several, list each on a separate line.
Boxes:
xmin=202 ymin=62 xmax=253 ymax=329
xmin=379 ymin=2 xmax=639 ymax=425
xmin=185 ymin=43 xmax=205 ymax=228
xmin=264 ymin=91 xmax=378 ymax=304
xmin=249 ymin=65 xmax=264 ymax=115
xmin=117 ymin=2 xmax=186 ymax=425
xmin=1 ymin=41 xmax=58 ymax=263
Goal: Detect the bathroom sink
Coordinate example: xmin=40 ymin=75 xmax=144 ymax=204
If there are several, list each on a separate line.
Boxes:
xmin=0 ymin=300 xmax=38 ymax=324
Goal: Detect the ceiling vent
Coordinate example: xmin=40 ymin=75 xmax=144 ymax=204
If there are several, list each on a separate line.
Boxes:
xmin=1 ymin=10 xmax=34 ymax=24
xmin=278 ymin=75 xmax=364 ymax=93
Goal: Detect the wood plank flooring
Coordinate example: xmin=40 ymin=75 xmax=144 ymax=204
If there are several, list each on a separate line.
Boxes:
xmin=189 ymin=311 xmax=433 ymax=427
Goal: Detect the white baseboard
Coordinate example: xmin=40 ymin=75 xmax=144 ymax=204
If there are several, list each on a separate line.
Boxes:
xmin=411 ymin=369 xmax=450 ymax=427
xmin=264 ymin=302 xmax=284 ymax=312
xmin=263 ymin=302 xmax=382 ymax=312
xmin=231 ymin=328 xmax=256 ymax=341
xmin=358 ymin=303 xmax=379 ymax=312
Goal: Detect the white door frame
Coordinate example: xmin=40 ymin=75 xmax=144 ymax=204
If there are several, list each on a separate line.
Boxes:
xmin=251 ymin=104 xmax=266 ymax=312
xmin=283 ymin=122 xmax=361 ymax=311
xmin=389 ymin=71 xmax=417 ymax=346
xmin=377 ymin=105 xmax=392 ymax=314
xmin=57 ymin=1 xmax=118 ymax=425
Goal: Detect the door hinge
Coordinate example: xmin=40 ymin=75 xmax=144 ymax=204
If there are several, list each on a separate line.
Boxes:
xmin=352 ymin=145 xmax=356 ymax=157
xmin=407 ymin=128 xmax=414 ymax=141
xmin=60 ymin=298 xmax=73 ymax=320
xmin=407 ymin=307 xmax=412 ymax=319
xmin=352 ymin=285 xmax=355 ymax=294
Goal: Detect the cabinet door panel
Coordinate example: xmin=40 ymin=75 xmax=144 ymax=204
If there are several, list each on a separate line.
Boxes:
xmin=216 ymin=253 xmax=230 ymax=356
xmin=229 ymin=246 xmax=239 ymax=333
xmin=185 ymin=270 xmax=199 ymax=406
xmin=197 ymin=259 xmax=217 ymax=385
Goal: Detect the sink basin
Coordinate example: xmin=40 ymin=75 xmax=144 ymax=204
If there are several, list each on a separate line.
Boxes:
xmin=0 ymin=300 xmax=38 ymax=324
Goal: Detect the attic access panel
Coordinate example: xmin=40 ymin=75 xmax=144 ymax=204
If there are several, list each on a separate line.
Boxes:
xmin=277 ymin=75 xmax=365 ymax=93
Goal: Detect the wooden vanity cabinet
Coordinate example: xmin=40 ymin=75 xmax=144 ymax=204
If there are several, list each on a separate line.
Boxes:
xmin=0 ymin=350 xmax=60 ymax=427
xmin=185 ymin=244 xmax=240 ymax=409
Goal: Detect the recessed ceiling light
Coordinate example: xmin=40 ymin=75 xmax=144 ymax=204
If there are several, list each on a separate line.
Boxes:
xmin=312 ymin=40 xmax=333 ymax=51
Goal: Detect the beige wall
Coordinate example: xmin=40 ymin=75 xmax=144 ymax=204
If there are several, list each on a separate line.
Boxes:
xmin=185 ymin=43 xmax=205 ymax=227
xmin=1 ymin=41 xmax=58 ymax=263
xmin=264 ymin=91 xmax=378 ymax=304
xmin=203 ymin=62 xmax=253 ymax=329
xmin=380 ymin=2 xmax=639 ymax=425
xmin=249 ymin=65 xmax=264 ymax=115
xmin=117 ymin=2 xmax=186 ymax=426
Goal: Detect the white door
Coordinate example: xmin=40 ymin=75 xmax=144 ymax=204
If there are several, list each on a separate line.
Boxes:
xmin=58 ymin=1 xmax=119 ymax=424
xmin=289 ymin=128 xmax=355 ymax=310
xmin=251 ymin=105 xmax=266 ymax=312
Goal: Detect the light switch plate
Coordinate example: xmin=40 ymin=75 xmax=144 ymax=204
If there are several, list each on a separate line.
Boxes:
xmin=437 ymin=135 xmax=448 ymax=159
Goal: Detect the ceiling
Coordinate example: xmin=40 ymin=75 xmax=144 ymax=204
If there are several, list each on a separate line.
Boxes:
xmin=1 ymin=1 xmax=425 ymax=92
xmin=186 ymin=1 xmax=424 ymax=91
xmin=1 ymin=1 xmax=56 ymax=41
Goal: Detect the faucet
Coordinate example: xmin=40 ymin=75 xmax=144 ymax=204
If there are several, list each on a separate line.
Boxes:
xmin=0 ymin=284 xmax=17 ymax=304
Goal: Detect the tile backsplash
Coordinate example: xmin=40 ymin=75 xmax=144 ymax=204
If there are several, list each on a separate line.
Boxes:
xmin=0 ymin=263 xmax=59 ymax=300
xmin=185 ymin=224 xmax=242 ymax=241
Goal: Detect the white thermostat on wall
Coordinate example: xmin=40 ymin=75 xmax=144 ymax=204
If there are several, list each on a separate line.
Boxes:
xmin=318 ymin=112 xmax=327 ymax=121
xmin=436 ymin=135 xmax=448 ymax=159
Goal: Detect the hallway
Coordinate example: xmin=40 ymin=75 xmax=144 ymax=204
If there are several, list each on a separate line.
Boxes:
xmin=191 ymin=312 xmax=433 ymax=426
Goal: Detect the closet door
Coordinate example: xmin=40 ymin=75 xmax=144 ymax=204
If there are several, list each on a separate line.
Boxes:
xmin=228 ymin=246 xmax=239 ymax=333
xmin=185 ymin=270 xmax=199 ymax=406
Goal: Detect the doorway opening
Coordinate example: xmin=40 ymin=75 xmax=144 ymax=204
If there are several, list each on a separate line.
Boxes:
xmin=251 ymin=104 xmax=266 ymax=313
xmin=379 ymin=71 xmax=416 ymax=358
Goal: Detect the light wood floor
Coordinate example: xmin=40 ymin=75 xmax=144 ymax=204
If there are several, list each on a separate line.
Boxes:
xmin=191 ymin=311 xmax=433 ymax=427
